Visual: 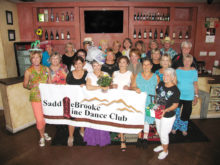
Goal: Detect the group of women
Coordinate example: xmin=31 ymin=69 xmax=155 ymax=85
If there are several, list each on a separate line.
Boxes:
xmin=23 ymin=37 xmax=198 ymax=160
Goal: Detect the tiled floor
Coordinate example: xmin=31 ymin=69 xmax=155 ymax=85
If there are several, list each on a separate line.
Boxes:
xmin=0 ymin=111 xmax=219 ymax=165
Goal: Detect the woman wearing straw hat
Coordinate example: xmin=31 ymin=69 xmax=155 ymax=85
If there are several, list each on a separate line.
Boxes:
xmin=160 ymin=37 xmax=177 ymax=60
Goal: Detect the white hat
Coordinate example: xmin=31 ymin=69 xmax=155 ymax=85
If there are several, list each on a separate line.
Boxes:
xmin=161 ymin=37 xmax=174 ymax=45
xmin=83 ymin=37 xmax=93 ymax=45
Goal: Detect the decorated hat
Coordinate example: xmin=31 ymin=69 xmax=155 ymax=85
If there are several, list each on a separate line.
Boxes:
xmin=83 ymin=37 xmax=93 ymax=45
xmin=29 ymin=40 xmax=43 ymax=52
xmin=161 ymin=37 xmax=174 ymax=45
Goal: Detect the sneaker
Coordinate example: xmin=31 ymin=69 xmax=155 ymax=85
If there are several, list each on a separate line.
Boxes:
xmin=39 ymin=138 xmax=45 ymax=147
xmin=67 ymin=137 xmax=74 ymax=147
xmin=44 ymin=133 xmax=51 ymax=141
xmin=153 ymin=145 xmax=163 ymax=152
xmin=158 ymin=151 xmax=168 ymax=160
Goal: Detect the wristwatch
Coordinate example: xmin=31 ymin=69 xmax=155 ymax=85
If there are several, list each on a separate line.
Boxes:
xmin=195 ymin=94 xmax=199 ymax=97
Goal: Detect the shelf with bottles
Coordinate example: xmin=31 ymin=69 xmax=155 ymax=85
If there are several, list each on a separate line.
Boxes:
xmin=133 ymin=7 xmax=170 ymax=23
xmin=170 ymin=25 xmax=191 ymax=40
xmin=42 ymin=27 xmax=74 ymax=41
xmin=37 ymin=7 xmax=74 ymax=24
xmin=133 ymin=26 xmax=170 ymax=41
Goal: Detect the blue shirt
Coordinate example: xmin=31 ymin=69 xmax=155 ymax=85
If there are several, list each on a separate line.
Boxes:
xmin=176 ymin=69 xmax=198 ymax=100
xmin=42 ymin=51 xmax=51 ymax=67
xmin=155 ymin=69 xmax=163 ymax=81
xmin=160 ymin=48 xmax=177 ymax=59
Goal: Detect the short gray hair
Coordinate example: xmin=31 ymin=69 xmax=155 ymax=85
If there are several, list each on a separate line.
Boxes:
xmin=181 ymin=41 xmax=192 ymax=49
xmin=164 ymin=68 xmax=177 ymax=84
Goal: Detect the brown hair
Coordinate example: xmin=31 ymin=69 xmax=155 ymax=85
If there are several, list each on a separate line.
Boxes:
xmin=30 ymin=51 xmax=42 ymax=61
xmin=135 ymin=40 xmax=146 ymax=53
xmin=129 ymin=48 xmax=141 ymax=58
xmin=117 ymin=56 xmax=130 ymax=65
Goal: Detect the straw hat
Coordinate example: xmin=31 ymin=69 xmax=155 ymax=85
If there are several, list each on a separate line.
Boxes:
xmin=83 ymin=37 xmax=93 ymax=45
xmin=161 ymin=37 xmax=174 ymax=45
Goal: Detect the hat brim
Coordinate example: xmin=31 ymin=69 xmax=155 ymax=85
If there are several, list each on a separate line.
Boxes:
xmin=161 ymin=40 xmax=174 ymax=45
xmin=29 ymin=48 xmax=43 ymax=52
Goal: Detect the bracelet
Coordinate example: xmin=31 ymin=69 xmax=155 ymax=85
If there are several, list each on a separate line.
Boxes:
xmin=195 ymin=94 xmax=199 ymax=97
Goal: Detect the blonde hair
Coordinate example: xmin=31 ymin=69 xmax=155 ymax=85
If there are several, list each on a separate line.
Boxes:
xmin=99 ymin=39 xmax=108 ymax=46
xmin=30 ymin=51 xmax=42 ymax=61
xmin=50 ymin=52 xmax=61 ymax=62
xmin=112 ymin=40 xmax=121 ymax=48
xmin=129 ymin=48 xmax=141 ymax=58
xmin=160 ymin=54 xmax=172 ymax=67
xmin=183 ymin=54 xmax=193 ymax=64
xmin=65 ymin=42 xmax=74 ymax=53
xmin=151 ymin=48 xmax=161 ymax=56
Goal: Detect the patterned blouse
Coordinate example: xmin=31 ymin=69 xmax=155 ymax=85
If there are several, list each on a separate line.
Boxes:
xmin=160 ymin=48 xmax=177 ymax=59
xmin=27 ymin=65 xmax=49 ymax=102
xmin=50 ymin=64 xmax=68 ymax=85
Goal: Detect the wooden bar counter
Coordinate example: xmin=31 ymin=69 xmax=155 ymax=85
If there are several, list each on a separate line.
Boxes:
xmin=0 ymin=77 xmax=35 ymax=133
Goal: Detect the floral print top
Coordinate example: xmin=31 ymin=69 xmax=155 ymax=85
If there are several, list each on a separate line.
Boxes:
xmin=50 ymin=64 xmax=68 ymax=85
xmin=27 ymin=65 xmax=49 ymax=102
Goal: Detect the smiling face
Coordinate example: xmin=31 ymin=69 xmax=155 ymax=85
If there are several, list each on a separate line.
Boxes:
xmin=118 ymin=58 xmax=128 ymax=70
xmin=163 ymin=71 xmax=173 ymax=83
xmin=50 ymin=55 xmax=61 ymax=66
xmin=161 ymin=56 xmax=171 ymax=68
xmin=124 ymin=40 xmax=131 ymax=50
xmin=31 ymin=53 xmax=41 ymax=66
xmin=152 ymin=51 xmax=161 ymax=61
xmin=92 ymin=62 xmax=102 ymax=72
xmin=45 ymin=44 xmax=52 ymax=54
xmin=183 ymin=57 xmax=193 ymax=68
xmin=66 ymin=45 xmax=74 ymax=53
xmin=182 ymin=45 xmax=191 ymax=55
xmin=150 ymin=41 xmax=158 ymax=49
xmin=77 ymin=51 xmax=86 ymax=60
xmin=164 ymin=42 xmax=171 ymax=50
xmin=113 ymin=43 xmax=120 ymax=52
xmin=130 ymin=52 xmax=139 ymax=64
xmin=74 ymin=60 xmax=84 ymax=71
xmin=136 ymin=43 xmax=142 ymax=51
xmin=106 ymin=51 xmax=115 ymax=61
xmin=142 ymin=60 xmax=152 ymax=73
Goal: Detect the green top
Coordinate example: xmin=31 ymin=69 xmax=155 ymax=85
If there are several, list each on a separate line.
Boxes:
xmin=27 ymin=65 xmax=49 ymax=102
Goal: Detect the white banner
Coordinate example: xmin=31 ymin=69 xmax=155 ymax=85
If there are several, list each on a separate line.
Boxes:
xmin=39 ymin=84 xmax=147 ymax=134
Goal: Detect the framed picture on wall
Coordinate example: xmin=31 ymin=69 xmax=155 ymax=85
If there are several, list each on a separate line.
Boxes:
xmin=8 ymin=30 xmax=15 ymax=41
xmin=6 ymin=10 xmax=13 ymax=25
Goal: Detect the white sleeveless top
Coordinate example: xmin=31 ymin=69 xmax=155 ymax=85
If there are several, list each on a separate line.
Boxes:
xmin=86 ymin=72 xmax=108 ymax=86
xmin=113 ymin=70 xmax=132 ymax=89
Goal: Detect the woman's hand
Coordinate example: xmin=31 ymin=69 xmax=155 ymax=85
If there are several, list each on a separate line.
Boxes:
xmin=123 ymin=85 xmax=129 ymax=90
xmin=193 ymin=96 xmax=198 ymax=105
xmin=80 ymin=84 xmax=85 ymax=87
xmin=135 ymin=88 xmax=141 ymax=94
xmin=101 ymin=86 xmax=109 ymax=91
xmin=111 ymin=84 xmax=118 ymax=89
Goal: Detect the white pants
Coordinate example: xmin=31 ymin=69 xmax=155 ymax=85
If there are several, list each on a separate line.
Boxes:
xmin=155 ymin=116 xmax=176 ymax=145
xmin=143 ymin=122 xmax=150 ymax=134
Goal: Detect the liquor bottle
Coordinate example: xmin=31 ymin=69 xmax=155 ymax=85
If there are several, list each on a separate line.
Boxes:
xmin=70 ymin=12 xmax=74 ymax=21
xmin=45 ymin=29 xmax=48 ymax=40
xmin=167 ymin=14 xmax=170 ymax=21
xmin=50 ymin=9 xmax=54 ymax=22
xmin=172 ymin=31 xmax=176 ymax=39
xmin=133 ymin=29 xmax=137 ymax=39
xmin=165 ymin=28 xmax=169 ymax=37
xmin=50 ymin=31 xmax=54 ymax=40
xmin=61 ymin=13 xmax=65 ymax=21
xmin=162 ymin=13 xmax=165 ymax=21
xmin=134 ymin=13 xmax=137 ymax=21
xmin=152 ymin=13 xmax=155 ymax=21
xmin=164 ymin=14 xmax=168 ymax=21
xmin=56 ymin=30 xmax=59 ymax=40
xmin=61 ymin=31 xmax=64 ymax=40
xmin=160 ymin=13 xmax=163 ymax=21
xmin=137 ymin=13 xmax=140 ymax=21
xmin=56 ymin=13 xmax=59 ymax=22
xmin=179 ymin=31 xmax=182 ymax=39
xmin=149 ymin=29 xmax=152 ymax=39
xmin=67 ymin=31 xmax=70 ymax=40
xmin=185 ymin=30 xmax=189 ymax=39
xmin=146 ymin=14 xmax=149 ymax=21
xmin=149 ymin=13 xmax=151 ymax=21
xmin=154 ymin=29 xmax=158 ymax=39
xmin=66 ymin=12 xmax=69 ymax=21
xmin=138 ymin=29 xmax=142 ymax=39
xmin=160 ymin=29 xmax=164 ymax=39
xmin=140 ymin=13 xmax=143 ymax=21
xmin=44 ymin=9 xmax=49 ymax=22
xmin=157 ymin=12 xmax=160 ymax=21
xmin=143 ymin=29 xmax=147 ymax=39
xmin=142 ymin=13 xmax=146 ymax=21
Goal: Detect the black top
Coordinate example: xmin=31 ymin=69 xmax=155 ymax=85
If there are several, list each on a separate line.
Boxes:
xmin=115 ymin=51 xmax=123 ymax=62
xmin=156 ymin=81 xmax=180 ymax=118
xmin=101 ymin=62 xmax=119 ymax=77
xmin=151 ymin=63 xmax=161 ymax=73
xmin=62 ymin=54 xmax=75 ymax=71
xmin=66 ymin=70 xmax=88 ymax=85
xmin=172 ymin=53 xmax=198 ymax=70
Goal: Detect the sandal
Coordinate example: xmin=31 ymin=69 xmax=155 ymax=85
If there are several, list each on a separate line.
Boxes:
xmin=120 ymin=141 xmax=126 ymax=152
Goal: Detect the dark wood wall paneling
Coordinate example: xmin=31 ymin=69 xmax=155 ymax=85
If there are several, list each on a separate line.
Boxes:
xmin=17 ymin=2 xmax=220 ymax=70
